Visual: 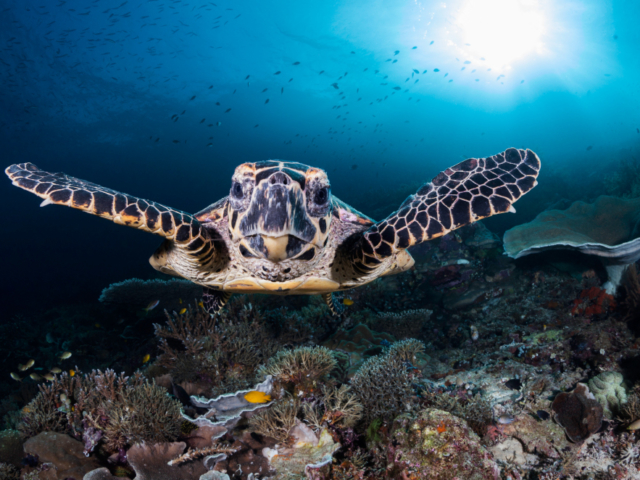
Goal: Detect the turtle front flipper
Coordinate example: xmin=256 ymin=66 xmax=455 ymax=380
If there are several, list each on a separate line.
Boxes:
xmin=5 ymin=163 xmax=209 ymax=249
xmin=350 ymin=148 xmax=541 ymax=272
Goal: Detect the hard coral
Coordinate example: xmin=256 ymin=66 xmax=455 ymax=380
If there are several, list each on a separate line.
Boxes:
xmin=19 ymin=369 xmax=182 ymax=454
xmin=154 ymin=300 xmax=278 ymax=396
xmin=588 ymin=371 xmax=628 ymax=418
xmin=248 ymin=396 xmax=300 ymax=443
xmin=257 ymin=346 xmax=336 ymax=395
xmin=350 ymin=345 xmax=415 ymax=423
xmin=302 ymin=385 xmax=363 ymax=431
xmin=387 ymin=409 xmax=499 ymax=480
xmin=552 ymin=383 xmax=603 ymax=443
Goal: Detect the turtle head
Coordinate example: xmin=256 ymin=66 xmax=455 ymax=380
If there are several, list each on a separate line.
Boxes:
xmin=225 ymin=160 xmax=332 ymax=263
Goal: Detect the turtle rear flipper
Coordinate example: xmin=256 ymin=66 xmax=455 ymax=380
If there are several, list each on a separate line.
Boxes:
xmin=5 ymin=163 xmax=210 ymax=250
xmin=350 ymin=148 xmax=541 ymax=272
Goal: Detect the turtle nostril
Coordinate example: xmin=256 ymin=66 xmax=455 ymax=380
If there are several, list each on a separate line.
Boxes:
xmin=269 ymin=172 xmax=290 ymax=186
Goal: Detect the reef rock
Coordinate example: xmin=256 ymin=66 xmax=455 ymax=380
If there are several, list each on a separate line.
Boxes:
xmin=23 ymin=432 xmax=100 ymax=479
xmin=0 ymin=429 xmax=23 ymax=468
xmin=387 ymin=409 xmax=499 ymax=479
xmin=503 ymin=195 xmax=640 ymax=293
xmin=587 ymin=371 xmax=627 ymax=418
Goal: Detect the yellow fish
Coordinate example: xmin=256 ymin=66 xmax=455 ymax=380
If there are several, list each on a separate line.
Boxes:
xmin=43 ymin=373 xmax=55 ymax=381
xmin=142 ymin=354 xmax=151 ymax=364
xmin=198 ymin=301 xmax=204 ymax=309
xmin=243 ymin=391 xmax=271 ymax=404
xmin=179 ymin=298 xmax=183 ymax=304
xmin=69 ymin=369 xmax=76 ymax=377
xmin=342 ymin=298 xmax=354 ymax=306
xmin=18 ymin=359 xmax=35 ymax=371
xmin=10 ymin=372 xmax=21 ymax=382
xmin=179 ymin=307 xmax=187 ymax=315
xmin=59 ymin=352 xmax=72 ymax=360
xmin=30 ymin=373 xmax=42 ymax=381
xmin=50 ymin=367 xmax=62 ymax=374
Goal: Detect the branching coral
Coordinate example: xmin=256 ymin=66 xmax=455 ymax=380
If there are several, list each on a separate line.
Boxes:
xmin=302 ymin=385 xmax=363 ymax=431
xmin=387 ymin=338 xmax=425 ymax=364
xmin=350 ymin=350 xmax=414 ymax=423
xmin=248 ymin=397 xmax=301 ymax=443
xmin=168 ymin=444 xmax=238 ymax=466
xmin=154 ymin=299 xmax=279 ymax=395
xmin=257 ymin=346 xmax=336 ymax=395
xmin=18 ymin=369 xmax=182 ymax=454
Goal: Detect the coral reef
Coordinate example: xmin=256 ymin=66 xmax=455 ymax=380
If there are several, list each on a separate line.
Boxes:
xmin=552 ymin=383 xmax=604 ymax=443
xmin=249 ymin=396 xmax=300 ymax=443
xmin=387 ymin=409 xmax=500 ymax=479
xmin=19 ymin=369 xmax=182 ymax=454
xmin=350 ymin=341 xmax=417 ymax=423
xmin=98 ymin=277 xmax=201 ymax=312
xmin=587 ymin=371 xmax=627 ymax=417
xmin=154 ymin=300 xmax=280 ymax=396
xmin=257 ymin=345 xmax=337 ymax=395
xmin=0 ymin=463 xmax=19 ymax=480
xmin=504 ymin=195 xmax=640 ymax=293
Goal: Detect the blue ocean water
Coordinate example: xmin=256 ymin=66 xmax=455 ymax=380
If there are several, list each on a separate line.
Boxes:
xmin=1 ymin=0 xmax=639 ymax=317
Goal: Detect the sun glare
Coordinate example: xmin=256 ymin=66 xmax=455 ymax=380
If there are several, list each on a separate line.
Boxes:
xmin=457 ymin=0 xmax=545 ymax=68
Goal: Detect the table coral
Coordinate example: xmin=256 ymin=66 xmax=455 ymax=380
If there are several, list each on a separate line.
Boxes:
xmin=387 ymin=409 xmax=500 ymax=480
xmin=587 ymin=371 xmax=627 ymax=418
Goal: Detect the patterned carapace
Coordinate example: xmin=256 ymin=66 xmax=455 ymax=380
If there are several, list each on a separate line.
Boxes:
xmin=5 ymin=148 xmax=540 ymax=315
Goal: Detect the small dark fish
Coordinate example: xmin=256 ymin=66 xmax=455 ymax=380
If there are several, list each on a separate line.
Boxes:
xmin=292 ymin=61 xmax=300 ymax=65
xmin=209 ymin=85 xmax=213 ymax=89
xmin=351 ymin=164 xmax=358 ymax=170
xmin=430 ymin=40 xmax=434 ymax=45
xmin=413 ymin=69 xmax=419 ymax=74
xmin=319 ymin=70 xmax=324 ymax=75
xmin=434 ymin=68 xmax=440 ymax=72
xmin=181 ymin=110 xmax=186 ymax=114
xmin=254 ymin=124 xmax=259 ymax=128
xmin=505 ymin=378 xmax=522 ymax=390
xmin=224 ymin=108 xmax=231 ymax=113
xmin=392 ymin=86 xmax=401 ymax=90
xmin=637 ymin=128 xmax=639 ymax=133
xmin=171 ymin=381 xmax=193 ymax=407
xmin=22 ymin=454 xmax=39 ymax=467
xmin=331 ymin=83 xmax=339 ymax=89
xmin=245 ymin=75 xmax=250 ymax=80
xmin=536 ymin=410 xmax=550 ymax=420
xmin=274 ymin=70 xmax=281 ymax=75
xmin=172 ymin=140 xmax=180 ymax=144
xmin=412 ymin=46 xmax=417 ymax=49
xmin=262 ymin=88 xmax=268 ymax=93
xmin=190 ymin=95 xmax=196 ymax=100
xmin=265 ymin=99 xmax=269 ymax=104
xmin=200 ymin=118 xmax=205 ymax=123
xmin=587 ymin=145 xmax=592 ymax=150
xmin=394 ymin=50 xmax=399 ymax=55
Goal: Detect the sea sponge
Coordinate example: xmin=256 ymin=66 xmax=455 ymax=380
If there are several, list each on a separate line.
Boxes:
xmin=587 ymin=371 xmax=627 ymax=417
xmin=387 ymin=409 xmax=499 ymax=479
xmin=257 ymin=346 xmax=336 ymax=395
xmin=552 ymin=383 xmax=603 ymax=443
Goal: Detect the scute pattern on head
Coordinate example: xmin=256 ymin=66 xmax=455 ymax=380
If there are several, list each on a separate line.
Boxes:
xmin=225 ymin=160 xmax=333 ymax=264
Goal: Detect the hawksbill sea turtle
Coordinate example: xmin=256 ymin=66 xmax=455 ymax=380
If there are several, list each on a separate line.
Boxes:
xmin=5 ymin=148 xmax=540 ymax=315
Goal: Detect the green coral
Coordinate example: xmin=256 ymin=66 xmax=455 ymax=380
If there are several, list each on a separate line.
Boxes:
xmin=587 ymin=371 xmax=627 ymax=417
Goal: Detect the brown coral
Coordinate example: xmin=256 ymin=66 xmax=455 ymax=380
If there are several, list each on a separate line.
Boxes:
xmin=19 ymin=369 xmax=182 ymax=454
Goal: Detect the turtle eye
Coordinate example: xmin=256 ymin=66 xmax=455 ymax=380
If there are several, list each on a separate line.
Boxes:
xmin=231 ymin=182 xmax=243 ymax=199
xmin=313 ymin=187 xmax=329 ymax=205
